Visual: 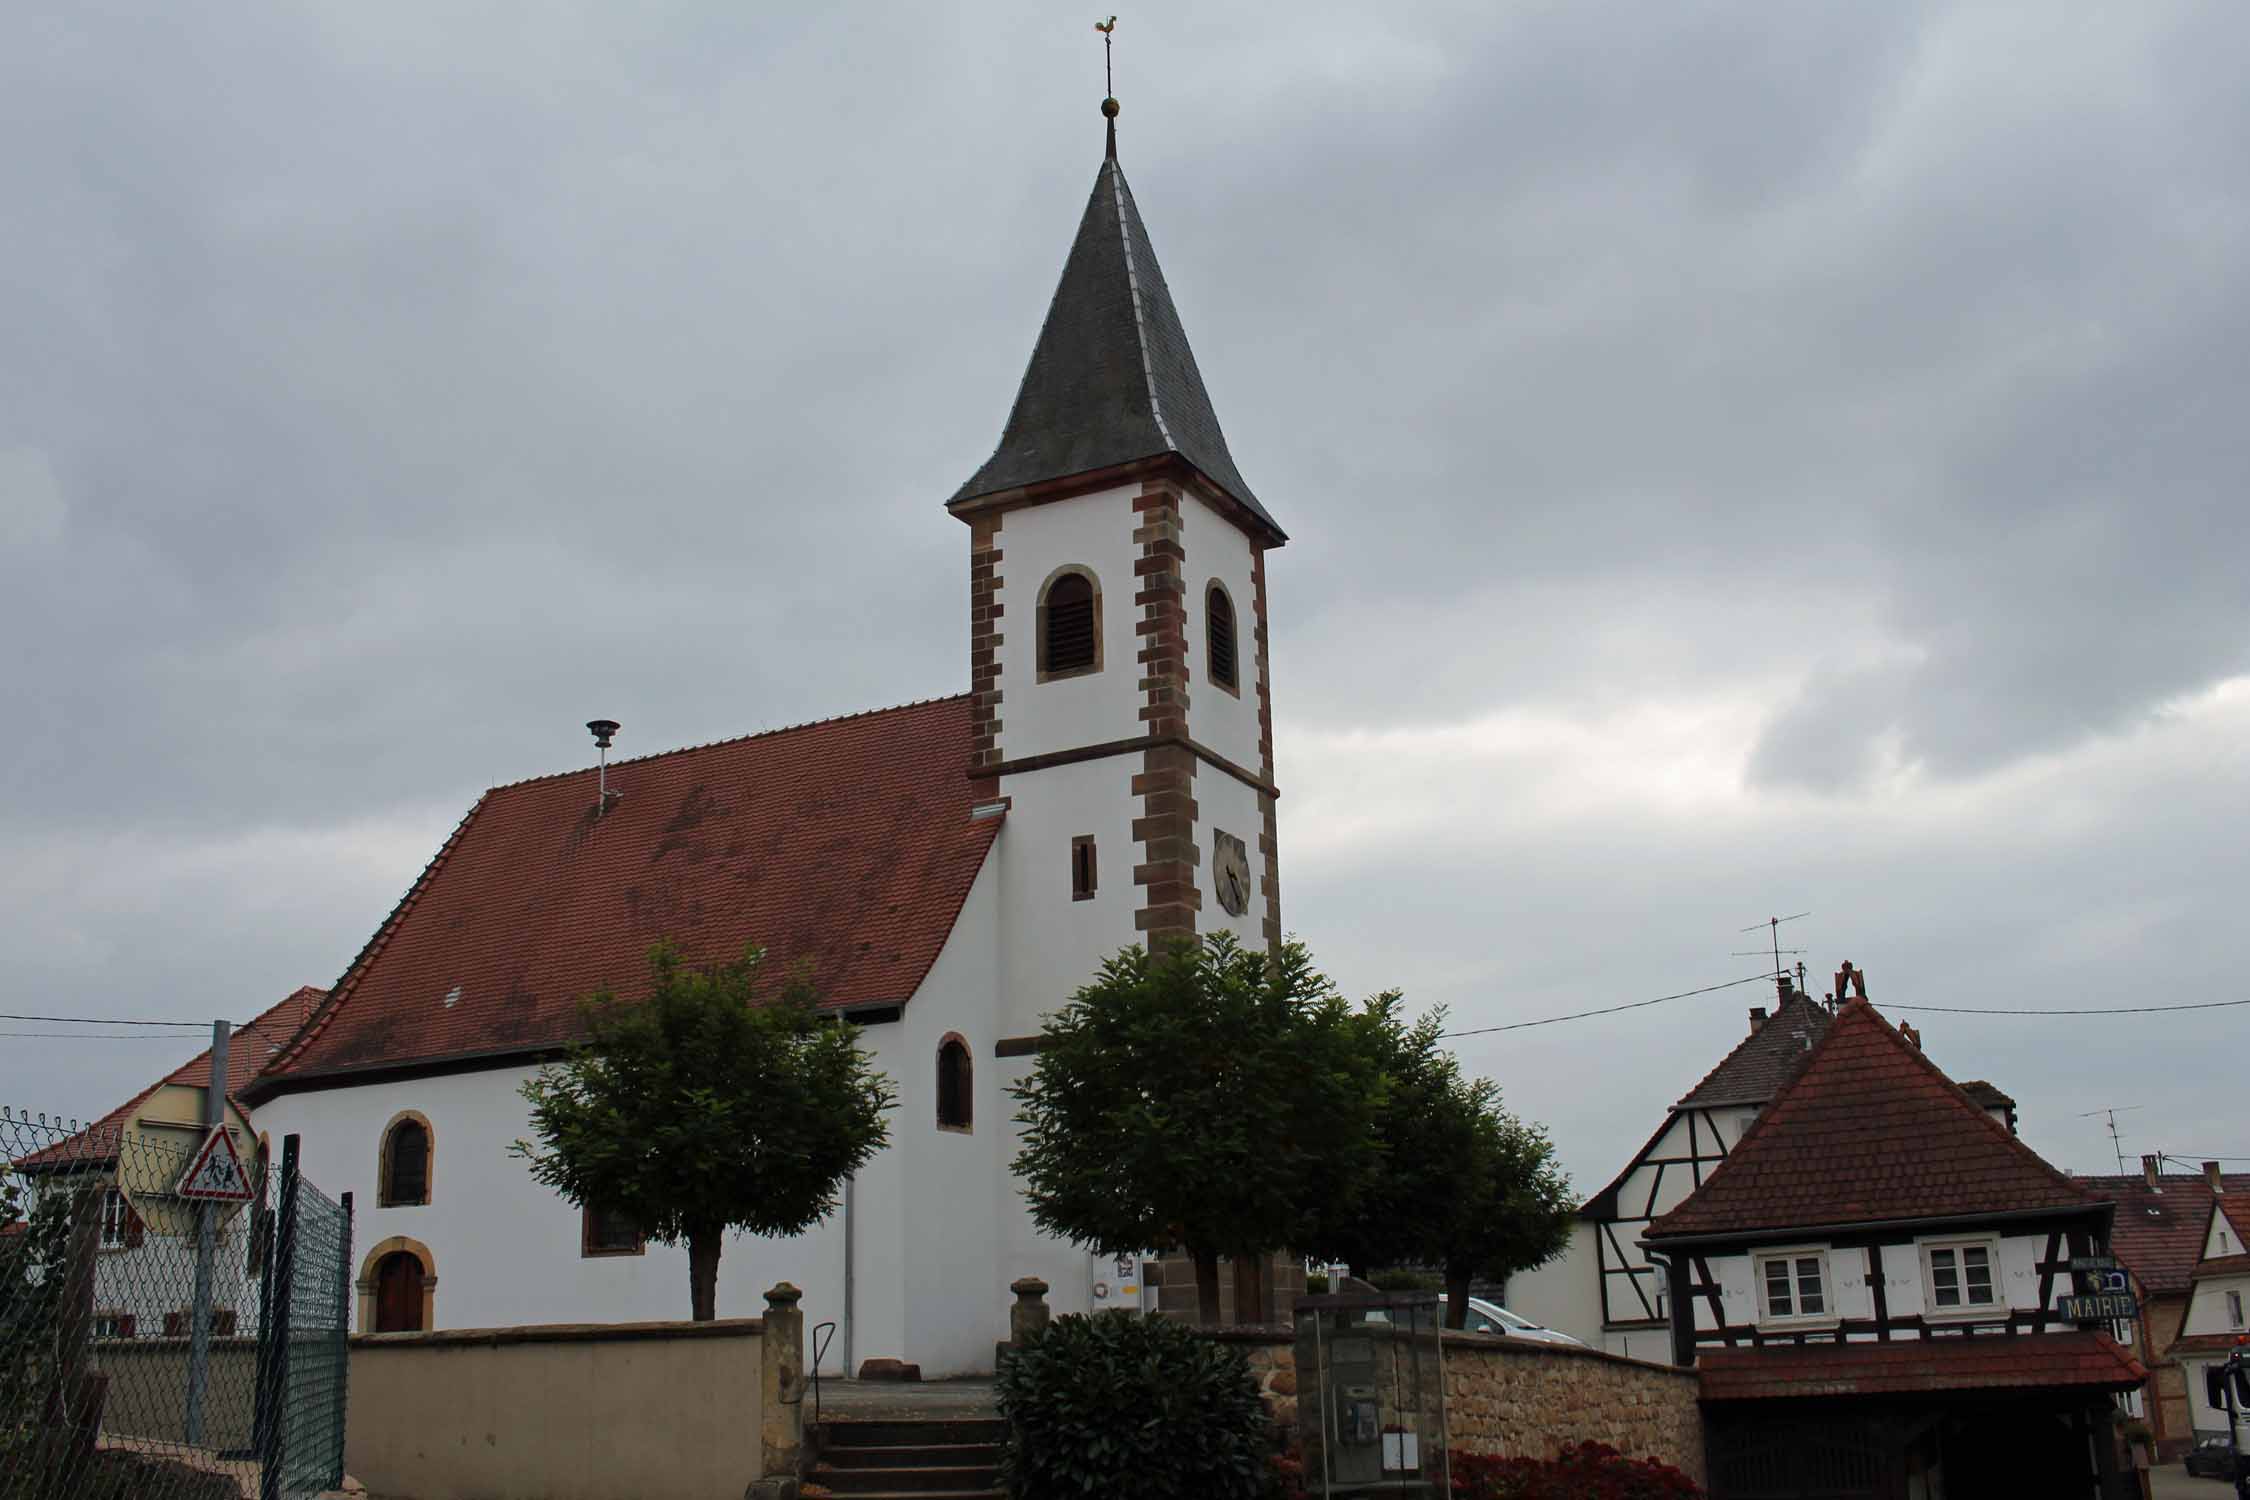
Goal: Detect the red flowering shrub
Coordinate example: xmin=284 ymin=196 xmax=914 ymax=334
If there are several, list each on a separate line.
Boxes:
xmin=1450 ymin=1442 xmax=1703 ymax=1500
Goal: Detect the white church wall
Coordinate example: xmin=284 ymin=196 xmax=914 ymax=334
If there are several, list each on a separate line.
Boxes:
xmin=991 ymin=485 xmax=1143 ymax=764
xmin=1178 ymin=493 xmax=1264 ymax=775
xmin=994 ymin=756 xmax=1139 ymax=1040
xmin=1193 ymin=770 xmax=1267 ymax=949
xmin=255 ymin=1065 xmax=852 ymax=1339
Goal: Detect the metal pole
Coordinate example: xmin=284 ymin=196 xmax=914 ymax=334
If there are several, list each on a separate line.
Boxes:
xmin=185 ymin=1020 xmax=229 ymax=1447
xmin=331 ymin=1192 xmax=354 ymax=1490
xmin=259 ymin=1134 xmax=302 ymax=1500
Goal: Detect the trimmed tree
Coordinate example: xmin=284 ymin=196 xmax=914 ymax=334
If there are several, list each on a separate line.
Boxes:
xmin=1434 ymin=1105 xmax=1576 ymax=1330
xmin=1011 ymin=935 xmax=1383 ymax=1324
xmin=513 ymin=942 xmax=894 ymax=1321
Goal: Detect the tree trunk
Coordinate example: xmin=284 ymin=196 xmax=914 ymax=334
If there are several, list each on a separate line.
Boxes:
xmin=1443 ymin=1264 xmax=1472 ymax=1331
xmin=688 ymin=1229 xmax=723 ymax=1323
xmin=1192 ymin=1247 xmax=1223 ymax=1326
xmin=1232 ymin=1254 xmax=1270 ymax=1326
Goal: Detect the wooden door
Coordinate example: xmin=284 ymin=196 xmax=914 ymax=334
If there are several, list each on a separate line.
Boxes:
xmin=374 ymin=1251 xmax=423 ymax=1332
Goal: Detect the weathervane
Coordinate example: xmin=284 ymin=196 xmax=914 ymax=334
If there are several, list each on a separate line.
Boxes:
xmin=1096 ymin=16 xmax=1120 ymax=155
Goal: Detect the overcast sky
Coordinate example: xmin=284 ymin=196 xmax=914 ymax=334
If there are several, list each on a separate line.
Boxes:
xmin=4 ymin=1 xmax=2244 ymax=1194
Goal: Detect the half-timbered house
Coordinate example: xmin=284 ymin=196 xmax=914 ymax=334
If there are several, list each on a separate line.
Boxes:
xmin=1644 ymin=990 xmax=2144 ymax=1499
xmin=1505 ymin=969 xmax=2014 ymax=1361
xmin=2168 ymin=1188 xmax=2250 ymax=1447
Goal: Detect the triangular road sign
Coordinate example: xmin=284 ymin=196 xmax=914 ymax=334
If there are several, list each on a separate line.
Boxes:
xmin=177 ymin=1126 xmax=254 ymax=1202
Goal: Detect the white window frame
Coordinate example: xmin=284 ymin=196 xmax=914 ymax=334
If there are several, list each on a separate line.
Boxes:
xmin=1920 ymin=1235 xmax=2004 ymax=1320
xmin=1754 ymin=1245 xmax=1837 ymax=1328
xmin=97 ymin=1187 xmax=130 ymax=1252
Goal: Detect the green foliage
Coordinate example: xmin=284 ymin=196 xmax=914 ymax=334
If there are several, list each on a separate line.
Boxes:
xmin=1438 ymin=1105 xmax=1576 ymax=1312
xmin=996 ymin=1310 xmax=1278 ymax=1500
xmin=1293 ymin=995 xmax=1575 ymax=1326
xmin=1302 ymin=1272 xmax=1330 ymax=1295
xmin=1367 ymin=1268 xmax=1445 ymax=1293
xmin=1300 ymin=996 xmax=1487 ymax=1276
xmin=513 ymin=942 xmax=894 ymax=1318
xmin=1009 ymin=936 xmax=1383 ymax=1281
xmin=0 ymin=1177 xmax=72 ymax=1437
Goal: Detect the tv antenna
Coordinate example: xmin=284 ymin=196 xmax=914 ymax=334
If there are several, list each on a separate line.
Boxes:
xmin=1732 ymin=913 xmax=1810 ymax=979
xmin=2077 ymin=1105 xmax=2142 ymax=1177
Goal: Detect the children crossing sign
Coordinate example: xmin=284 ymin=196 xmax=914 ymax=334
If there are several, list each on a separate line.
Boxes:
xmin=176 ymin=1126 xmax=254 ymax=1203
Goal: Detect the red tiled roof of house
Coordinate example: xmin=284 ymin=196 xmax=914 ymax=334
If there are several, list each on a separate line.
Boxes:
xmin=1698 ymin=1332 xmax=2146 ymax=1401
xmin=256 ymin=698 xmax=999 ymax=1091
xmin=14 ymin=985 xmax=327 ymax=1170
xmin=2190 ymin=1253 xmax=2250 ymax=1281
xmin=2077 ymin=1173 xmax=2250 ymax=1296
xmin=1647 ymin=997 xmax=2102 ymax=1240
xmin=2170 ymin=1332 xmax=2250 ymax=1357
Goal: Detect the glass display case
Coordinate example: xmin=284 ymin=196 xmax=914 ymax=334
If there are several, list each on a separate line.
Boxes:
xmin=1293 ymin=1291 xmax=1450 ymax=1497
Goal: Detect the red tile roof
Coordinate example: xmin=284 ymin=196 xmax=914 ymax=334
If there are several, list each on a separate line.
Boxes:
xmin=2076 ymin=1174 xmax=2250 ymax=1296
xmin=257 ymin=698 xmax=999 ymax=1091
xmin=1698 ymin=1332 xmax=2147 ymax=1401
xmin=2170 ymin=1332 xmax=2250 ymax=1357
xmin=2190 ymin=1253 xmax=2250 ymax=1281
xmin=1647 ymin=998 xmax=2102 ymax=1240
xmin=15 ymin=986 xmax=327 ymax=1169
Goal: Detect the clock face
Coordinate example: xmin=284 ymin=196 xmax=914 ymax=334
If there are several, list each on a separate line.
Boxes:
xmin=1213 ymin=830 xmax=1252 ymax=917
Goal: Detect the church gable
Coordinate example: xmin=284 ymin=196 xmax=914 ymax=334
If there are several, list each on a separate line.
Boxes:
xmin=253 ymin=698 xmax=1000 ymax=1094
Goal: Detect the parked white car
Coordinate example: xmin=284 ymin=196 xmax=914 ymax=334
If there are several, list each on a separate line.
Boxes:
xmin=1455 ymin=1296 xmax=1586 ymax=1347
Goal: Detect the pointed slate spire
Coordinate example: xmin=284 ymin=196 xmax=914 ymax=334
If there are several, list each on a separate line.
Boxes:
xmin=951 ymin=134 xmax=1282 ymax=541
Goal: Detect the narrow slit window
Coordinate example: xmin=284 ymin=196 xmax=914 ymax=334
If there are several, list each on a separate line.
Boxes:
xmin=1040 ymin=571 xmax=1098 ymax=676
xmin=936 ymin=1037 xmax=973 ymax=1130
xmin=1071 ymin=835 xmax=1097 ymax=901
xmin=1207 ymin=584 xmax=1239 ymax=691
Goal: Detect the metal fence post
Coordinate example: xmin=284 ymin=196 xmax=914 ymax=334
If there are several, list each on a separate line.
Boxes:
xmin=258 ymin=1134 xmax=302 ymax=1500
xmin=186 ymin=1019 xmax=230 ymax=1447
xmin=331 ymin=1191 xmax=354 ymax=1489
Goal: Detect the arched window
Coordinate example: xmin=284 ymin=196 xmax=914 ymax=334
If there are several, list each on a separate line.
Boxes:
xmin=379 ymin=1113 xmax=432 ymax=1207
xmin=1206 ymin=583 xmax=1239 ymax=693
xmin=936 ymin=1036 xmax=973 ymax=1131
xmin=1038 ymin=568 xmax=1100 ymax=680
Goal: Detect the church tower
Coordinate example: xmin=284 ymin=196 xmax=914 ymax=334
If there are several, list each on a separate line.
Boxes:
xmin=950 ymin=104 xmax=1285 ymax=1038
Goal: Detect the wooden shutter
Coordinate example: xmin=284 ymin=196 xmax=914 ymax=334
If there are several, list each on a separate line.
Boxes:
xmin=1207 ymin=586 xmax=1238 ymax=689
xmin=1043 ymin=574 xmax=1097 ymax=673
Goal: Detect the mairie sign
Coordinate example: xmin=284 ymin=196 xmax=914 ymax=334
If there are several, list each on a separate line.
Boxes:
xmin=2057 ymin=1291 xmax=2138 ymax=1322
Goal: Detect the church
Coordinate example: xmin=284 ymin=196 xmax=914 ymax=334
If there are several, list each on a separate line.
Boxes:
xmin=240 ymin=101 xmax=1287 ymax=1377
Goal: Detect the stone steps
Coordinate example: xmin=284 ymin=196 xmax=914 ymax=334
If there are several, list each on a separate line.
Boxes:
xmin=810 ymin=1417 xmax=1004 ymax=1500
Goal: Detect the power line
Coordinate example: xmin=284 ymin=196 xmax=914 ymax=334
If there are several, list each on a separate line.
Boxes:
xmin=0 ymin=1013 xmax=206 ymax=1028
xmin=1885 ymin=998 xmax=2250 ymax=1017
xmin=0 ymin=1030 xmax=191 ymax=1041
xmin=1442 ymin=973 xmax=1775 ymax=1039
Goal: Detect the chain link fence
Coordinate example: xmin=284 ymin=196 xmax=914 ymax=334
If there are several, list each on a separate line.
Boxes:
xmin=0 ymin=1109 xmax=350 ymax=1500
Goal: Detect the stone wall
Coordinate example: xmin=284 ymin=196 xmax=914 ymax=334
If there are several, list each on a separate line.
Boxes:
xmin=1443 ymin=1331 xmax=1704 ymax=1482
xmin=1211 ymin=1328 xmax=1705 ymax=1489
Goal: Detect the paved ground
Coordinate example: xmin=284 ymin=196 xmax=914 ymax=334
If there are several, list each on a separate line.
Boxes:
xmin=811 ymin=1376 xmax=999 ymax=1422
xmin=2151 ymin=1460 xmax=2231 ymax=1499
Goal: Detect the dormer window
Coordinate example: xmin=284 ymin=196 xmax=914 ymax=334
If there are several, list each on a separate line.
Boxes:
xmin=1206 ymin=583 xmax=1239 ymax=694
xmin=1037 ymin=568 xmax=1101 ymax=680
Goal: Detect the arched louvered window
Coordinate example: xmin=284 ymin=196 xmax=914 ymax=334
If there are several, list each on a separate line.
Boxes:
xmin=1038 ymin=569 xmax=1100 ymax=679
xmin=1206 ymin=583 xmax=1239 ymax=692
xmin=380 ymin=1114 xmax=431 ymax=1206
xmin=936 ymin=1036 xmax=973 ymax=1131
